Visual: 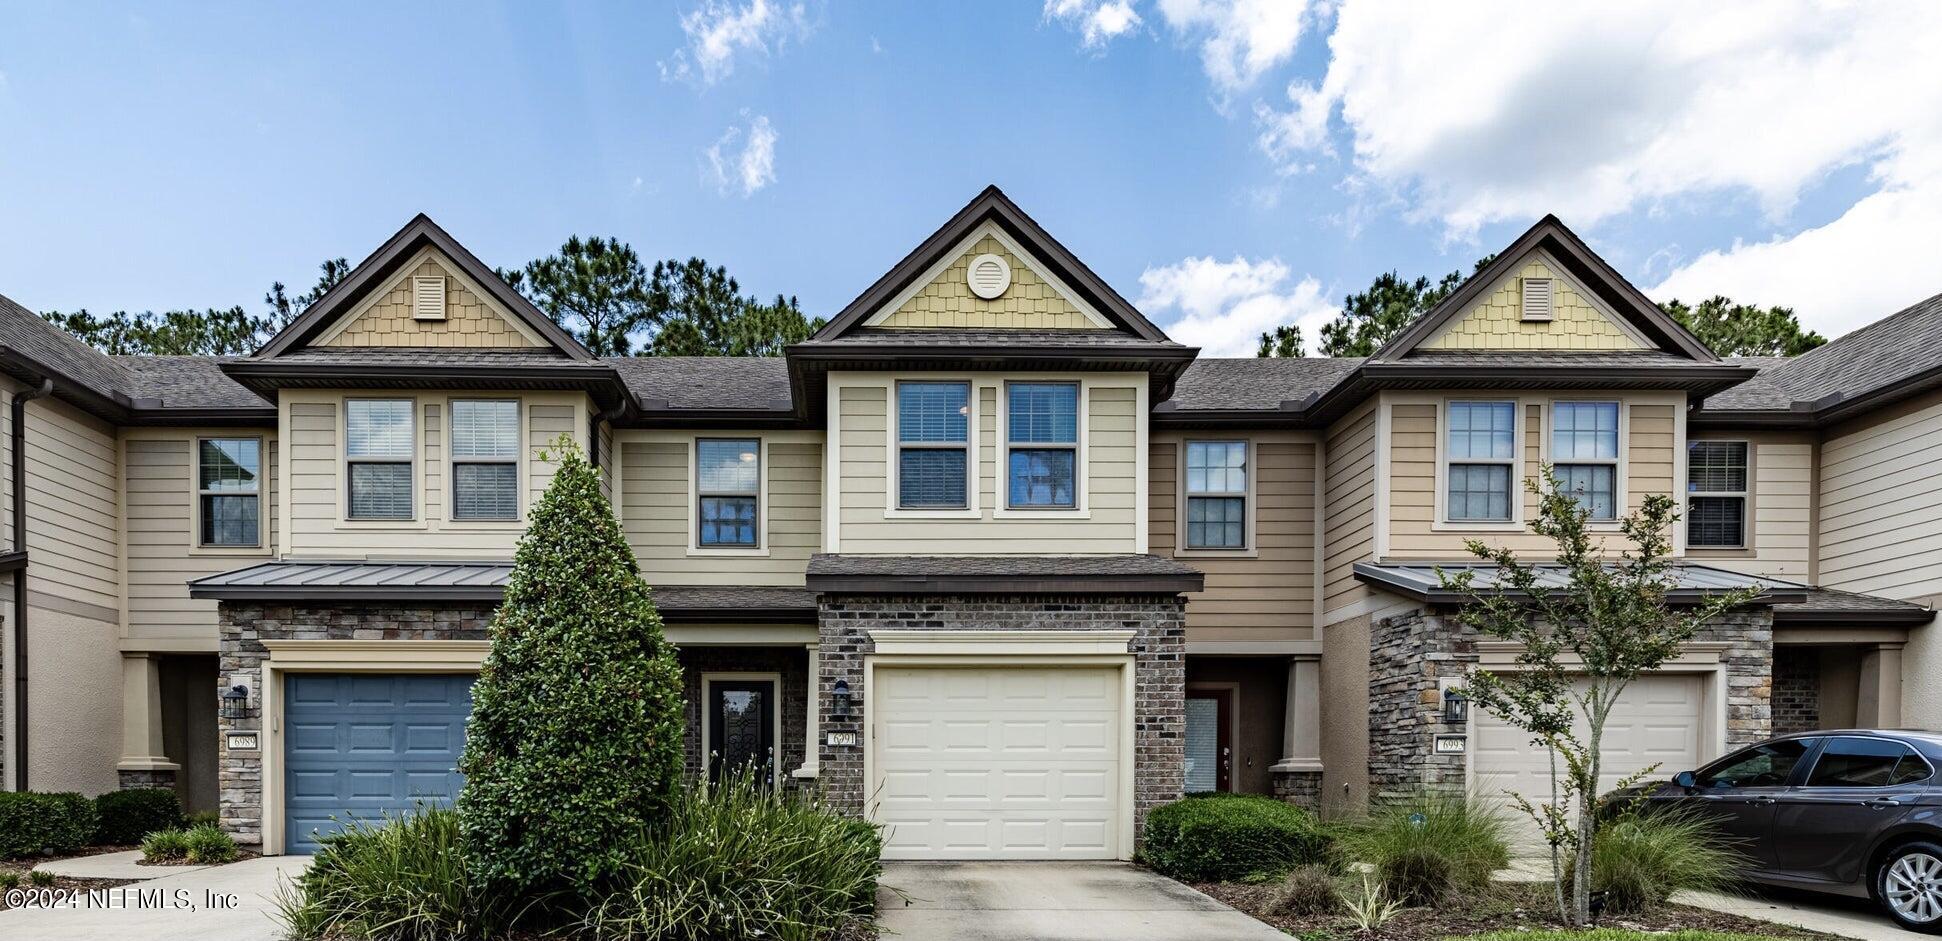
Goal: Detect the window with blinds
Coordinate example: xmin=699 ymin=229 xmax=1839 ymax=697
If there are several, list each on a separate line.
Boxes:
xmin=198 ymin=438 xmax=260 ymax=546
xmin=896 ymin=381 xmax=970 ymax=509
xmin=346 ymin=399 xmax=415 ymax=520
xmin=451 ymin=400 xmax=519 ymax=520
xmin=697 ymin=438 xmax=759 ymax=547
xmin=1006 ymin=382 xmax=1079 ymax=508
xmin=1687 ymin=440 xmax=1748 ymax=548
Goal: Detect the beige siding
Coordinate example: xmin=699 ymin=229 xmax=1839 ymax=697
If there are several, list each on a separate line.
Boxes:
xmin=1322 ymin=399 xmax=1377 ymax=618
xmin=1150 ymin=436 xmax=1315 ymax=641
xmin=281 ymin=390 xmax=583 ymax=558
xmin=1421 ymin=254 xmax=1647 ymax=351
xmin=1820 ymin=388 xmax=1942 ymax=598
xmin=123 ymin=433 xmax=277 ymax=649
xmin=832 ymin=375 xmax=1142 ymax=554
xmin=1686 ymin=433 xmax=1814 ymax=580
xmin=620 ymin=436 xmax=823 ymax=586
xmin=26 ymin=397 xmax=120 ymax=614
xmin=321 ymin=254 xmax=542 ymax=349
xmin=876 ymin=234 xmax=1095 ymax=330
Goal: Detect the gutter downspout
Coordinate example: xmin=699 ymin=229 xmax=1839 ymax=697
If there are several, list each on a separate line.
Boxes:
xmin=12 ymin=378 xmax=50 ymax=791
xmin=590 ymin=402 xmax=627 ymax=469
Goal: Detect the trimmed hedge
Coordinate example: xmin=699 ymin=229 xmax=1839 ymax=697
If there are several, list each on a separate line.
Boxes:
xmin=1142 ymin=793 xmax=1329 ymax=882
xmin=0 ymin=791 xmax=97 ymax=858
xmin=94 ymin=788 xmax=185 ymax=845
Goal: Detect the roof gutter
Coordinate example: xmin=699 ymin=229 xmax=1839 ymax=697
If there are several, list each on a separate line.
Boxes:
xmin=11 ymin=378 xmax=49 ymax=790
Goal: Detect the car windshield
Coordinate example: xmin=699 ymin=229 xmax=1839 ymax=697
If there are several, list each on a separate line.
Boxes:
xmin=1694 ymin=738 xmax=1817 ymax=788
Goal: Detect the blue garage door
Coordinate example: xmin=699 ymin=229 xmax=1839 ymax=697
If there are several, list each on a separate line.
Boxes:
xmin=285 ymin=673 xmax=475 ymax=853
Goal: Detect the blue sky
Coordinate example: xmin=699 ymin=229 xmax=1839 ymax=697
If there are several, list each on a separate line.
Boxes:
xmin=2 ymin=1 xmax=1938 ymax=356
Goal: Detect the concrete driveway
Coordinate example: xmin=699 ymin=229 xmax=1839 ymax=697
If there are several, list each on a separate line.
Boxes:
xmin=876 ymin=861 xmax=1287 ymax=940
xmin=0 ymin=855 xmax=307 ymax=941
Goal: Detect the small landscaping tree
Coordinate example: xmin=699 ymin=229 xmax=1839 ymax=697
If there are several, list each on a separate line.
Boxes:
xmin=457 ymin=439 xmax=685 ymax=892
xmin=1439 ymin=467 xmax=1758 ymax=926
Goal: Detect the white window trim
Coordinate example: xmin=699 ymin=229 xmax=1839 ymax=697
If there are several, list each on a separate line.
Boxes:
xmin=1686 ymin=438 xmax=1751 ymax=551
xmin=341 ymin=396 xmax=420 ymax=525
xmin=888 ymin=379 xmax=979 ymax=518
xmin=1548 ymin=398 xmax=1627 ymax=527
xmin=700 ymin=671 xmax=784 ymax=789
xmin=194 ymin=435 xmax=265 ymax=551
xmin=446 ymin=398 xmax=523 ymax=523
xmin=997 ymin=379 xmax=1090 ymax=517
xmin=1177 ymin=438 xmax=1254 ymax=556
xmin=1434 ymin=398 xmax=1524 ymax=530
xmin=689 ymin=436 xmax=769 ymax=556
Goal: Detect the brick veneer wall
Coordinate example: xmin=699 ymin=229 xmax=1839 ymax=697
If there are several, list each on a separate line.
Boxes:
xmin=815 ymin=593 xmax=1187 ymax=843
xmin=677 ymin=646 xmax=810 ymax=791
xmin=1772 ymin=646 xmax=1821 ymax=735
xmin=1272 ymin=770 xmax=1323 ymax=810
xmin=216 ymin=602 xmax=496 ymax=846
xmin=1367 ymin=605 xmax=1774 ymax=804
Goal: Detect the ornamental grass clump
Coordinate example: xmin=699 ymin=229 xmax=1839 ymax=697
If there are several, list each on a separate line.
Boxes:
xmin=456 ymin=440 xmax=686 ymax=895
xmin=1578 ymin=809 xmax=1744 ymax=913
xmin=276 ymin=806 xmax=522 ymax=941
xmin=1333 ymin=792 xmax=1511 ymax=907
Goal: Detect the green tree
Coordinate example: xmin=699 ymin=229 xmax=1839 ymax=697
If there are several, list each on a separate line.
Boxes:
xmin=1659 ymin=295 xmax=1825 ymax=356
xmin=501 ymin=236 xmax=653 ymax=357
xmin=1319 ymin=255 xmax=1496 ymax=357
xmin=39 ymin=307 xmax=267 ymax=355
xmin=1439 ymin=468 xmax=1757 ymax=926
xmin=263 ymin=257 xmax=351 ymax=330
xmin=1256 ymin=324 xmax=1305 ymax=358
xmin=456 ymin=439 xmax=684 ymax=892
xmin=644 ymin=258 xmax=825 ymax=356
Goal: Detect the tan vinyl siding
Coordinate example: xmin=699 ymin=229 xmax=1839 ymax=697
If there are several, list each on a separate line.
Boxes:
xmin=831 ymin=375 xmax=1142 ymax=554
xmin=620 ymin=437 xmax=823 ymax=586
xmin=26 ymin=397 xmax=120 ymax=613
xmin=1150 ymin=436 xmax=1315 ymax=641
xmin=123 ymin=433 xmax=277 ymax=648
xmin=1687 ymin=431 xmax=1813 ymax=580
xmin=1322 ymin=399 xmax=1376 ymax=618
xmin=1819 ymin=387 xmax=1942 ymax=598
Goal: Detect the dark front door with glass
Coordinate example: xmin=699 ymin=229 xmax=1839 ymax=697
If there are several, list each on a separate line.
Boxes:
xmin=708 ymin=679 xmax=776 ymax=785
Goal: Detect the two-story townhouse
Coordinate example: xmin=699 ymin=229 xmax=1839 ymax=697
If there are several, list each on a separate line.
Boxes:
xmin=0 ymin=186 xmax=1934 ymax=859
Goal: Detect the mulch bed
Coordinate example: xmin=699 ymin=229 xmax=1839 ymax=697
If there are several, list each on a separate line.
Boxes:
xmin=1194 ymin=880 xmax=1850 ymax=941
xmin=136 ymin=847 xmax=261 ymax=866
xmin=0 ymin=848 xmax=140 ymax=911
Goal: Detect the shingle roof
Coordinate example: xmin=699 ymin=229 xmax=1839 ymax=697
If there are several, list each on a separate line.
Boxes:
xmin=0 ymin=292 xmax=134 ymax=396
xmin=1163 ymin=357 xmax=1364 ymax=411
xmin=112 ymin=356 xmax=269 ymax=410
xmin=1701 ymin=357 xmax=1797 ymax=411
xmin=1756 ymin=292 xmax=1942 ymax=405
xmin=612 ymin=356 xmax=792 ymax=410
xmin=1771 ymin=587 xmax=1935 ymax=625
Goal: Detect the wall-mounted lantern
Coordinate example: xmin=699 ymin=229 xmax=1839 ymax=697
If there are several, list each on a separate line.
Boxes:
xmin=831 ymin=679 xmax=852 ymax=720
xmin=1442 ymin=686 xmax=1469 ymax=725
xmin=220 ymin=683 xmax=255 ymax=720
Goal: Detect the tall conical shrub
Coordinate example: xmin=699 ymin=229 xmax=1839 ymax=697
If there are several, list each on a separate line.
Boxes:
xmin=457 ymin=440 xmax=684 ymax=891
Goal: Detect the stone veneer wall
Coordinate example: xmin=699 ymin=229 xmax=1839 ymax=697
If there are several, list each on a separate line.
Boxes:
xmin=1272 ymin=770 xmax=1323 ymax=811
xmin=1367 ymin=605 xmax=1774 ymax=803
xmin=677 ymin=646 xmax=810 ymax=791
xmin=815 ymin=593 xmax=1187 ymax=842
xmin=216 ymin=603 xmax=496 ymax=846
xmin=1772 ymin=646 xmax=1821 ymax=735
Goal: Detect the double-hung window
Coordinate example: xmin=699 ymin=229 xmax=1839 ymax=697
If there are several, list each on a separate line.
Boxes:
xmin=1687 ymin=440 xmax=1748 ymax=548
xmin=1185 ymin=441 xmax=1247 ymax=549
xmin=450 ymin=400 xmax=520 ymax=521
xmin=1552 ymin=401 xmax=1620 ymax=520
xmin=896 ymin=381 xmax=970 ymax=509
xmin=1445 ymin=401 xmax=1516 ymax=521
xmin=697 ymin=438 xmax=760 ymax=547
xmin=198 ymin=438 xmax=260 ymax=547
xmin=346 ymin=399 xmax=414 ymax=520
xmin=1007 ymin=382 xmax=1079 ymax=508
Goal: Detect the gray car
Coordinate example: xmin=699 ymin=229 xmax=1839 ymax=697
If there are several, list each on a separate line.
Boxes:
xmin=1630 ymin=730 xmax=1942 ymax=932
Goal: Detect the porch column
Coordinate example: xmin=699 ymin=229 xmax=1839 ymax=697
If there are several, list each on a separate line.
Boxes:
xmin=791 ymin=642 xmax=819 ymax=779
xmin=117 ymin=652 xmax=179 ymax=788
xmin=1859 ymin=643 xmax=1905 ymax=727
xmin=1272 ymin=657 xmax=1322 ymax=771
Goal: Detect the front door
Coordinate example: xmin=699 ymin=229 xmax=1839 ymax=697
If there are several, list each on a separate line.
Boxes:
xmin=1185 ymin=689 xmax=1232 ymax=793
xmin=707 ymin=679 xmax=776 ymax=786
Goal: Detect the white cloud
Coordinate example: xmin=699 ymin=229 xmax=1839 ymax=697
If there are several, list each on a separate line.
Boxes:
xmin=1044 ymin=0 xmax=1143 ymax=49
xmin=703 ymin=113 xmax=779 ymax=197
xmin=660 ymin=0 xmax=811 ymax=86
xmin=1137 ymin=255 xmax=1338 ymax=356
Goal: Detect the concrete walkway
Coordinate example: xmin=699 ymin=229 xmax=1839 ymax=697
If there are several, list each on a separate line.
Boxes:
xmin=1678 ymin=888 xmax=1926 ymax=941
xmin=1 ymin=855 xmax=307 ymax=941
xmin=34 ymin=849 xmax=211 ymax=879
xmin=876 ymin=861 xmax=1288 ymax=940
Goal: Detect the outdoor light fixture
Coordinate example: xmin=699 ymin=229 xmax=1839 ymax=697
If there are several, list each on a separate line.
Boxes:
xmin=831 ymin=679 xmax=852 ymax=719
xmin=1442 ymin=686 xmax=1469 ymax=725
xmin=220 ymin=683 xmax=254 ymax=720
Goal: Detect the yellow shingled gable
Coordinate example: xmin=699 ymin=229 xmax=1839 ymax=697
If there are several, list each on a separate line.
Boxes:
xmin=1421 ymin=256 xmax=1648 ymax=352
xmin=320 ymin=252 xmax=542 ymax=349
xmin=876 ymin=234 xmax=1096 ymax=329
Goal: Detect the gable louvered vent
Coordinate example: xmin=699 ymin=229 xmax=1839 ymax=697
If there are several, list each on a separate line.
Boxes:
xmin=413 ymin=276 xmax=448 ymax=321
xmin=1521 ymin=277 xmax=1554 ymax=322
xmin=967 ymin=253 xmax=1012 ymax=300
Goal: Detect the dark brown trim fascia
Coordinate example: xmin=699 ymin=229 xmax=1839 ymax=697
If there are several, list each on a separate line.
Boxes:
xmin=220 ymin=360 xmax=631 ymax=407
xmin=0 ymin=550 xmax=28 ymax=574
xmin=656 ymin=605 xmax=817 ymax=623
xmin=624 ymin=406 xmax=807 ymax=429
xmin=1685 ymin=408 xmax=1820 ymax=430
xmin=254 ymin=214 xmax=591 ymax=360
xmin=123 ymin=406 xmax=280 ymax=428
xmin=1357 ymin=362 xmax=1754 ymax=393
xmin=812 ymin=185 xmax=1172 ymax=343
xmin=805 ymin=573 xmax=1206 ymax=594
xmin=1772 ymin=606 xmax=1936 ymax=626
xmin=1351 ymin=566 xmax=1808 ymax=607
xmin=0 ymin=350 xmax=132 ymax=423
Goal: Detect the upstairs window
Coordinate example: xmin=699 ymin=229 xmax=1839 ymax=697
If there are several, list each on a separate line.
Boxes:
xmin=1688 ymin=440 xmax=1748 ymax=549
xmin=1007 ymin=382 xmax=1079 ymax=508
xmin=896 ymin=381 xmax=970 ymax=509
xmin=450 ymin=400 xmax=520 ymax=521
xmin=1185 ymin=441 xmax=1247 ymax=549
xmin=697 ymin=438 xmax=760 ymax=547
xmin=1445 ymin=401 xmax=1516 ymax=521
xmin=1552 ymin=401 xmax=1619 ymax=520
xmin=198 ymin=438 xmax=260 ymax=547
xmin=346 ymin=399 xmax=414 ymax=520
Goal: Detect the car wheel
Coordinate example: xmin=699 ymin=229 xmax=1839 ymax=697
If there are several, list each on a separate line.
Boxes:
xmin=1878 ymin=842 xmax=1942 ymax=932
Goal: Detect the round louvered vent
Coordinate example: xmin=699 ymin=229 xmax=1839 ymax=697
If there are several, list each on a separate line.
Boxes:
xmin=967 ymin=253 xmax=1012 ymax=299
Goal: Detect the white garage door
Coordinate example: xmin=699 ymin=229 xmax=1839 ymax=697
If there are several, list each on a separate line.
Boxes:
xmin=1473 ymin=673 xmax=1706 ymax=852
xmin=873 ymin=665 xmax=1123 ymax=860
